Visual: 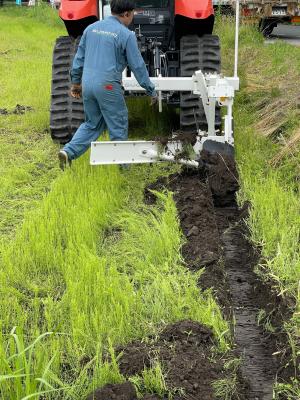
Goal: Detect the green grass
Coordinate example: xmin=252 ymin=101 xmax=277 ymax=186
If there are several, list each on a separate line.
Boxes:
xmin=0 ymin=6 xmax=65 ymax=244
xmin=0 ymin=6 xmax=64 ymax=131
xmin=129 ymin=360 xmax=179 ymax=399
xmin=0 ymin=157 xmax=229 ymax=399
xmin=216 ymin=18 xmax=300 ymax=395
xmin=2 ymin=7 xmax=300 ymax=398
xmin=0 ymin=8 xmax=229 ymax=398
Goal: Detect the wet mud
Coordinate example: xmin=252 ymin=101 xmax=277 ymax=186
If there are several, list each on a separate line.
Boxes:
xmin=87 ymin=152 xmax=293 ymax=399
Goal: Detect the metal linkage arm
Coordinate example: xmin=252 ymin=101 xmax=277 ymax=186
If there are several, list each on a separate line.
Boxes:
xmin=123 ymin=72 xmax=239 ymax=143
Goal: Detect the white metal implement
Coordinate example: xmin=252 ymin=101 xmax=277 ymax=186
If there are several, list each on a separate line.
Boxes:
xmin=90 ymin=135 xmax=230 ymax=167
xmin=122 ymin=75 xmax=239 ymax=93
xmin=90 ymin=140 xmax=199 ymax=166
xmin=90 ymin=70 xmax=239 ymax=166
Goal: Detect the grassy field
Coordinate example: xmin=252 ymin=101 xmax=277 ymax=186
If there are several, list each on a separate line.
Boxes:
xmin=0 ymin=5 xmax=300 ymax=398
xmin=0 ymin=5 xmax=64 ymax=244
xmin=0 ymin=6 xmax=228 ymax=399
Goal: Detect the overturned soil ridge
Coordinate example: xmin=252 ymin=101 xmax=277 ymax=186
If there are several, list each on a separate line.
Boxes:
xmin=87 ymin=152 xmax=290 ymax=399
xmin=86 ymin=321 xmax=222 ymax=400
xmin=86 ymin=382 xmax=137 ymax=400
xmin=146 ymin=152 xmax=282 ymax=398
xmin=118 ymin=320 xmax=222 ymax=400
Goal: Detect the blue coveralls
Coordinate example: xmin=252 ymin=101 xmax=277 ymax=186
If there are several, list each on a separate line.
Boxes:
xmin=63 ymin=15 xmax=156 ymax=160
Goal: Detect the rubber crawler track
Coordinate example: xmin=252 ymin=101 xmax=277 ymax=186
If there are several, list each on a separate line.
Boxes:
xmin=50 ymin=36 xmax=84 ymax=144
xmin=180 ymin=34 xmax=222 ymax=133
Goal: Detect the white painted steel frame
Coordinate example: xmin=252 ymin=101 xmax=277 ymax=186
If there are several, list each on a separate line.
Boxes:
xmin=90 ymin=135 xmax=230 ymax=167
xmin=90 ymin=140 xmax=200 ymax=166
xmin=122 ymin=75 xmax=239 ymax=93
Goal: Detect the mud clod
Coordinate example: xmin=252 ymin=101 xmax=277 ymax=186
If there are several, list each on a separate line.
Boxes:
xmin=86 ymin=382 xmax=137 ymax=400
xmin=13 ymin=104 xmax=33 ymax=114
xmin=201 ymin=150 xmax=239 ymax=206
xmin=118 ymin=320 xmax=221 ymax=400
xmin=0 ymin=104 xmax=33 ymax=116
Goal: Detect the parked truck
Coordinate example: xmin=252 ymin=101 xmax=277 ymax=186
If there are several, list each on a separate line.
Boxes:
xmin=237 ymin=0 xmax=300 ymax=36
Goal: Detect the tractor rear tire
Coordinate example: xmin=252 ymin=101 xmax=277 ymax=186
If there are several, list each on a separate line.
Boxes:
xmin=180 ymin=34 xmax=221 ymax=134
xmin=50 ymin=36 xmax=84 ymax=144
xmin=259 ymin=18 xmax=277 ymax=37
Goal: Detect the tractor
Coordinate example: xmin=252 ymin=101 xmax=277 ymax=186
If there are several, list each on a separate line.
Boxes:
xmin=50 ymin=0 xmax=222 ymax=144
xmin=50 ymin=0 xmax=241 ymax=167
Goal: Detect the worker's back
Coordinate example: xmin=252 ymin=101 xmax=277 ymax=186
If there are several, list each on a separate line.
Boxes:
xmin=82 ymin=15 xmax=132 ymax=84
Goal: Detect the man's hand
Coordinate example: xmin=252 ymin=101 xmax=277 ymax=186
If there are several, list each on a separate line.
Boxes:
xmin=70 ymin=83 xmax=82 ymax=99
xmin=150 ymin=94 xmax=158 ymax=106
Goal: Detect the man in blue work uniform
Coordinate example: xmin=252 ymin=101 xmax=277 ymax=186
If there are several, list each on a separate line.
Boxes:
xmin=58 ymin=0 xmax=157 ymax=170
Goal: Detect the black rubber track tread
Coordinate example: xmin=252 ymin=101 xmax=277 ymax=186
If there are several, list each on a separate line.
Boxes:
xmin=180 ymin=34 xmax=221 ymax=133
xmin=50 ymin=36 xmax=84 ymax=144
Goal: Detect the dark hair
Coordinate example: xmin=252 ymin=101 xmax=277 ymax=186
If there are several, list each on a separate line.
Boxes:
xmin=110 ymin=0 xmax=135 ymax=14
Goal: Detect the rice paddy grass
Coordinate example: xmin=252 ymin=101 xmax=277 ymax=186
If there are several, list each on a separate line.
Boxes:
xmin=1 ymin=6 xmax=300 ymax=398
xmin=0 ymin=6 xmax=229 ymax=398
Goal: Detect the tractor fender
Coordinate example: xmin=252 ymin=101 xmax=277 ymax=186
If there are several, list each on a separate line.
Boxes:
xmin=59 ymin=0 xmax=98 ymax=22
xmin=175 ymin=0 xmax=214 ymax=19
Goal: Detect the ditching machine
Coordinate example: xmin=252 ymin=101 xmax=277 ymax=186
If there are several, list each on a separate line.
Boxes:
xmin=50 ymin=0 xmax=240 ymax=167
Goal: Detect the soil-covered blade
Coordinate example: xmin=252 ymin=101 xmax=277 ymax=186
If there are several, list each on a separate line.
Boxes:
xmin=202 ymin=140 xmax=235 ymax=158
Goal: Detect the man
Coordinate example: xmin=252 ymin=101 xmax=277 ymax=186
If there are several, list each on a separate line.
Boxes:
xmin=58 ymin=0 xmax=157 ymax=170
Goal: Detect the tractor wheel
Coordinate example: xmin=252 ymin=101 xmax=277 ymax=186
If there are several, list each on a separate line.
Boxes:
xmin=259 ymin=18 xmax=277 ymax=37
xmin=50 ymin=36 xmax=84 ymax=144
xmin=180 ymin=34 xmax=221 ymax=134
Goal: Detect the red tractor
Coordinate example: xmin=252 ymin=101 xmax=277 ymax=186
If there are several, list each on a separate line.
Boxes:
xmin=50 ymin=0 xmax=221 ymax=143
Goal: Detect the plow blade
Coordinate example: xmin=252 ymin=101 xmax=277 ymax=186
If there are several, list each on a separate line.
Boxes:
xmin=202 ymin=140 xmax=235 ymax=157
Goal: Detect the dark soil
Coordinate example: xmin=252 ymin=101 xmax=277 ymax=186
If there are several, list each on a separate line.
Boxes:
xmin=144 ymin=152 xmax=291 ymax=399
xmin=0 ymin=104 xmax=33 ymax=115
xmin=87 ymin=151 xmax=294 ymax=400
xmin=86 ymin=320 xmax=223 ymax=400
xmin=117 ymin=320 xmax=222 ymax=400
xmin=0 ymin=108 xmax=8 ymax=115
xmin=86 ymin=382 xmax=137 ymax=400
xmin=154 ymin=131 xmax=197 ymax=147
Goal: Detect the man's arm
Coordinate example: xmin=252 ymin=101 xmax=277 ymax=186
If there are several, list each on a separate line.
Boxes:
xmin=125 ymin=33 xmax=156 ymax=97
xmin=70 ymin=31 xmax=87 ymax=84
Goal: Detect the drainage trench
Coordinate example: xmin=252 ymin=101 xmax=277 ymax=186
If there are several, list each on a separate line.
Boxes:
xmin=207 ymin=150 xmax=277 ymax=399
